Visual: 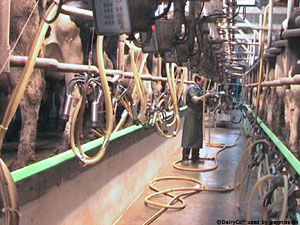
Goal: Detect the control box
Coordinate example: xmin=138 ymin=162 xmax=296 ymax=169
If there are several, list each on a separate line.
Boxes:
xmin=141 ymin=19 xmax=174 ymax=53
xmin=92 ymin=0 xmax=159 ymax=36
xmin=92 ymin=0 xmax=131 ymax=35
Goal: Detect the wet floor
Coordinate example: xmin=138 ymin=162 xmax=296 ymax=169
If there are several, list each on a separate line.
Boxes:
xmin=114 ymin=124 xmax=261 ymax=225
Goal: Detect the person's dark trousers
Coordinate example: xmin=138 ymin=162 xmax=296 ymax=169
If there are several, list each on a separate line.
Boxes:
xmin=182 ymin=148 xmax=190 ymax=161
xmin=182 ymin=148 xmax=200 ymax=162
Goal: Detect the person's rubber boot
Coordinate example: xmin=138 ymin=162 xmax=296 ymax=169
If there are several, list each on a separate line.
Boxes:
xmin=191 ymin=148 xmax=199 ymax=163
xmin=192 ymin=148 xmax=204 ymax=164
xmin=181 ymin=160 xmax=189 ymax=166
xmin=182 ymin=148 xmax=190 ymax=166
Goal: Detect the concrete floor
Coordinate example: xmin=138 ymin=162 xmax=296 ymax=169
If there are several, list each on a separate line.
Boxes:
xmin=114 ymin=125 xmax=261 ymax=225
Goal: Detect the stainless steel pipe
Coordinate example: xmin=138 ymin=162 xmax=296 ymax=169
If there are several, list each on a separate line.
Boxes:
xmin=10 ymin=56 xmax=194 ymax=84
xmin=246 ymin=75 xmax=300 ymax=87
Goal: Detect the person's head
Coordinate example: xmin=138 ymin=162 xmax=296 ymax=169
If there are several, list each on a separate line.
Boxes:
xmin=194 ymin=74 xmax=205 ymax=87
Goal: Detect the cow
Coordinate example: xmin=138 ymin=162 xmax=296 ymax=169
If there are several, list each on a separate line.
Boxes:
xmin=285 ymin=9 xmax=300 ymax=156
xmin=44 ymin=1 xmax=116 ymax=152
xmin=5 ymin=0 xmax=46 ymax=168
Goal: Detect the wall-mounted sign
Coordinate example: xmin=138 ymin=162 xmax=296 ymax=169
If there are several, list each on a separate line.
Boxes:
xmin=237 ymin=0 xmax=255 ymax=6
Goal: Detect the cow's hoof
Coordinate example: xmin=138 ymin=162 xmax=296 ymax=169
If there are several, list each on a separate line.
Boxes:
xmin=9 ymin=157 xmax=35 ymax=171
xmin=291 ymin=147 xmax=299 ymax=158
xmin=9 ymin=160 xmax=24 ymax=171
xmin=54 ymin=145 xmax=68 ymax=154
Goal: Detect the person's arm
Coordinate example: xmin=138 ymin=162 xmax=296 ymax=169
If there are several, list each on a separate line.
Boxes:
xmin=191 ymin=93 xmax=213 ymax=104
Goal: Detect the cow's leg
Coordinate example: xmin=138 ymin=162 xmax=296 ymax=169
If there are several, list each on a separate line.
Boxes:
xmin=284 ymin=89 xmax=290 ymax=142
xmin=266 ymin=88 xmax=275 ymax=130
xmin=289 ymin=105 xmax=299 ymax=156
xmin=15 ymin=70 xmax=45 ymax=167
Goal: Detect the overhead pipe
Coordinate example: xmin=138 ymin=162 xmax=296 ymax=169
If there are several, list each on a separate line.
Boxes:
xmin=219 ymin=25 xmax=277 ymax=31
xmin=61 ymin=4 xmax=93 ymax=20
xmin=229 ymin=42 xmax=260 ymax=46
xmin=10 ymin=56 xmax=194 ymax=84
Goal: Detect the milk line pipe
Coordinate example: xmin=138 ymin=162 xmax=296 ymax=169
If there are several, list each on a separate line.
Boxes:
xmin=0 ymin=3 xmax=58 ymax=153
xmin=219 ymin=26 xmax=278 ymax=31
xmin=10 ymin=56 xmax=194 ymax=84
xmin=246 ymin=75 xmax=300 ymax=87
xmin=61 ymin=3 xmax=93 ymax=20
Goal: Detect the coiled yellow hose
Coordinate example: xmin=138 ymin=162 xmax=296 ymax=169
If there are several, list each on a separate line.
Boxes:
xmin=144 ymin=138 xmax=240 ymax=225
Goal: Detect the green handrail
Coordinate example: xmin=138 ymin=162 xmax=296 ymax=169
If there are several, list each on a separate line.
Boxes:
xmin=244 ymin=105 xmax=300 ymax=176
xmin=11 ymin=106 xmax=188 ymax=182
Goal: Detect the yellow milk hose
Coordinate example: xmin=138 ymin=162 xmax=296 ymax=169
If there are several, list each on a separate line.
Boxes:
xmin=143 ymin=131 xmax=242 ymax=224
xmin=0 ymin=158 xmax=19 ymax=225
xmin=252 ymin=4 xmax=269 ymax=136
xmin=247 ymin=174 xmax=288 ymax=222
xmin=69 ymin=36 xmax=113 ymax=166
xmin=129 ymin=48 xmax=147 ymax=122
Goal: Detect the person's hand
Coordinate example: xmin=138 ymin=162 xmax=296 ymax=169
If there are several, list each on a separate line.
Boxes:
xmin=205 ymin=93 xmax=213 ymax=98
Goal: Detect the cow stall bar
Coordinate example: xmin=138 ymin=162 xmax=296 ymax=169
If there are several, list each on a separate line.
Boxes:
xmin=9 ymin=56 xmax=193 ymax=84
